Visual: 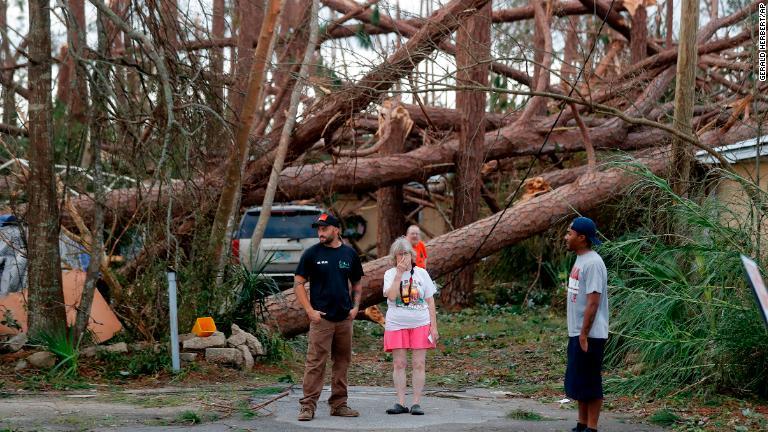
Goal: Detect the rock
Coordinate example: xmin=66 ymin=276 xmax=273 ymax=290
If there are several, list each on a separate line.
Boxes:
xmin=102 ymin=342 xmax=129 ymax=354
xmin=179 ymin=333 xmax=196 ymax=343
xmin=183 ymin=331 xmax=226 ymax=350
xmin=205 ymin=347 xmax=242 ymax=366
xmin=27 ymin=351 xmax=57 ymax=369
xmin=14 ymin=359 xmax=28 ymax=372
xmin=130 ymin=342 xmax=153 ymax=352
xmin=7 ymin=333 xmax=28 ymax=352
xmin=238 ymin=345 xmax=254 ymax=371
xmin=228 ymin=324 xmax=266 ymax=356
xmin=81 ymin=346 xmax=98 ymax=358
xmin=180 ymin=352 xmax=198 ymax=362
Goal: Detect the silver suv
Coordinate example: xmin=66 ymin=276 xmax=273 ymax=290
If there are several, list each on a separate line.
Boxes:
xmin=232 ymin=205 xmax=323 ymax=276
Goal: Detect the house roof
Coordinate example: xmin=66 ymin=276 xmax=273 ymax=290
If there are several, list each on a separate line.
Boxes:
xmin=696 ymin=134 xmax=768 ymax=164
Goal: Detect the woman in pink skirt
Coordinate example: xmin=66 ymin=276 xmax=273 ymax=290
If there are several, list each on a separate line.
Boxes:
xmin=382 ymin=237 xmax=439 ymax=415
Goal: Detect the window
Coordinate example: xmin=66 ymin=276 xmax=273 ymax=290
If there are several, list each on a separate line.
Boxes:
xmin=238 ymin=210 xmax=321 ymax=239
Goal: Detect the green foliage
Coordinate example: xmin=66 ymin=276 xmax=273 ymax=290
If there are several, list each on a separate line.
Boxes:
xmin=213 ymin=263 xmax=293 ymax=363
xmin=355 ymin=23 xmax=373 ymax=49
xmin=371 ymin=6 xmax=381 ymax=25
xmin=35 ymin=327 xmax=82 ymax=379
xmin=477 ymin=235 xmax=571 ymax=308
xmin=175 ymin=410 xmax=202 ymax=425
xmin=490 ymin=74 xmax=512 ymax=112
xmin=97 ymin=349 xmax=170 ymax=379
xmin=649 ymin=409 xmax=681 ymax=426
xmin=603 ymin=164 xmax=768 ymax=398
xmin=506 ymin=409 xmax=544 ymax=421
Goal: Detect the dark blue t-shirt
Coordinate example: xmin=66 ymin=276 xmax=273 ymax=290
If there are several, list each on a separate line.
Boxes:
xmin=295 ymin=243 xmax=364 ymax=322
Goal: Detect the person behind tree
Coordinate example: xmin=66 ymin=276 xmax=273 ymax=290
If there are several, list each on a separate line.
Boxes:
xmin=382 ymin=237 xmax=439 ymax=415
xmin=294 ymin=213 xmax=364 ymax=421
xmin=563 ymin=217 xmax=609 ymax=432
xmin=406 ymin=225 xmax=428 ymax=269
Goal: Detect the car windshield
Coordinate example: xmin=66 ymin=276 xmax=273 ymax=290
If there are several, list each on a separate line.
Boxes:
xmin=238 ymin=210 xmax=320 ymax=239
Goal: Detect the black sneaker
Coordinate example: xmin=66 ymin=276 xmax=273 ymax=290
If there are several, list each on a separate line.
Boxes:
xmin=410 ymin=404 xmax=424 ymax=415
xmin=386 ymin=403 xmax=409 ymax=414
xmin=572 ymin=423 xmax=587 ymax=432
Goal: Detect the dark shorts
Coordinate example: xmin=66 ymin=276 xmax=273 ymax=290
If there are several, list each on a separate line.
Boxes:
xmin=564 ymin=336 xmax=606 ymax=401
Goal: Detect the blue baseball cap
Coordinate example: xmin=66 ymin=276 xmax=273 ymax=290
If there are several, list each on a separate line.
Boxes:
xmin=570 ymin=217 xmax=602 ymax=246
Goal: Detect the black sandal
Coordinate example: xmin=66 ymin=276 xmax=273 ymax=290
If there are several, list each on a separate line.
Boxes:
xmin=386 ymin=403 xmax=410 ymax=414
xmin=410 ymin=404 xmax=424 ymax=415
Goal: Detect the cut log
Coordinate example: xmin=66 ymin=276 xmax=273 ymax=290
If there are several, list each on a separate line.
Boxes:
xmin=263 ymin=147 xmax=671 ymax=337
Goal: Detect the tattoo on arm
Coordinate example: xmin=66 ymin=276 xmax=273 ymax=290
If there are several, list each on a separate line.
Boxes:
xmin=351 ymin=283 xmax=362 ymax=308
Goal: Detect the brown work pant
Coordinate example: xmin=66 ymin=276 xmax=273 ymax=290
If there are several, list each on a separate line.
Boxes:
xmin=300 ymin=318 xmax=353 ymax=411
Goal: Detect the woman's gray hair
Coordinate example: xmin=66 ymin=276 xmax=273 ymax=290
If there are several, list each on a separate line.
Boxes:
xmin=389 ymin=237 xmax=415 ymax=266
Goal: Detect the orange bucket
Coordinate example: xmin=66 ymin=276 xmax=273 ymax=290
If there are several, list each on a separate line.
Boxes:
xmin=191 ymin=317 xmax=217 ymax=337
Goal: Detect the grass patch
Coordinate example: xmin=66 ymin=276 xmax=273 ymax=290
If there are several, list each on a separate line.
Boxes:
xmin=507 ymin=409 xmax=545 ymax=421
xmin=649 ymin=409 xmax=681 ymax=426
xmin=175 ymin=410 xmax=202 ymax=425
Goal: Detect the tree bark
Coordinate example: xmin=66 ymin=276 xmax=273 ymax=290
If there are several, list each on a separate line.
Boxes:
xmin=210 ymin=0 xmax=226 ymax=111
xmin=27 ymin=0 xmax=67 ymax=337
xmin=630 ymin=5 xmax=648 ymax=64
xmin=64 ymin=0 xmax=91 ymax=167
xmin=376 ymin=101 xmax=413 ymax=257
xmin=442 ymin=2 xmax=491 ymax=310
xmin=669 ymin=0 xmax=700 ymax=196
xmin=264 ymin=148 xmax=671 ymax=337
xmin=208 ymin=0 xmax=283 ymax=269
xmin=0 ymin=0 xmax=15 ymax=129
xmin=228 ymin=0 xmax=264 ymax=117
xmin=665 ymin=0 xmax=673 ymax=47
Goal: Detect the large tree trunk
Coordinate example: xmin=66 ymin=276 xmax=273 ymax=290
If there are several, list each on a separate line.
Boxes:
xmin=264 ymin=148 xmax=671 ymax=337
xmin=630 ymin=5 xmax=648 ymax=64
xmin=441 ymin=2 xmax=491 ymax=310
xmin=669 ymin=0 xmax=700 ymax=196
xmin=27 ymin=0 xmax=67 ymax=336
xmin=376 ymin=101 xmax=413 ymax=257
xmin=64 ymin=0 xmax=91 ymax=167
xmin=228 ymin=0 xmax=264 ymax=117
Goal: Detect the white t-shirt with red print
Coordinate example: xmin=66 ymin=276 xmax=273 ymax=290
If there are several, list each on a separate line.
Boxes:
xmin=382 ymin=266 xmax=436 ymax=331
xmin=566 ymin=250 xmax=609 ymax=339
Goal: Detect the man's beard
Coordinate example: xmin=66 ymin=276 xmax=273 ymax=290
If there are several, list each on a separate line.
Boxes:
xmin=320 ymin=235 xmax=335 ymax=244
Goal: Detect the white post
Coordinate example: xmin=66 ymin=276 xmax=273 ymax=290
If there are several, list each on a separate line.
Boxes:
xmin=167 ymin=271 xmax=181 ymax=372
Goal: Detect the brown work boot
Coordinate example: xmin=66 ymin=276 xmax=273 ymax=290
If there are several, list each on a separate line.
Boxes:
xmin=297 ymin=406 xmax=314 ymax=421
xmin=330 ymin=405 xmax=360 ymax=417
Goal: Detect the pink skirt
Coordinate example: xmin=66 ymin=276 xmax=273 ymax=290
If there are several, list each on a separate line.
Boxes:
xmin=383 ymin=324 xmax=436 ymax=352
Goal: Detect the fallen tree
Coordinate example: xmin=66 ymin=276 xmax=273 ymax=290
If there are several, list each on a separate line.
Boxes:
xmin=241 ymin=120 xmax=757 ymax=204
xmin=263 ymin=147 xmax=670 ymax=337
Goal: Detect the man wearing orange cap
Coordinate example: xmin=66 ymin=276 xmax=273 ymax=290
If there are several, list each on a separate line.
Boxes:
xmin=406 ymin=225 xmax=427 ymax=270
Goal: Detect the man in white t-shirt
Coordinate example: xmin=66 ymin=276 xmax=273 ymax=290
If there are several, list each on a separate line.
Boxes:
xmin=564 ymin=217 xmax=609 ymax=432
